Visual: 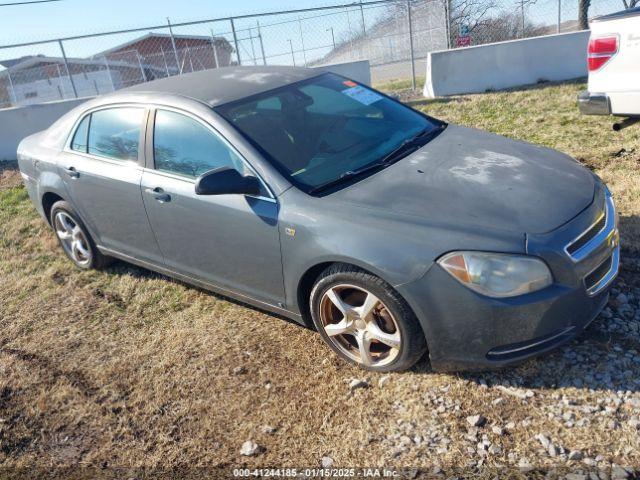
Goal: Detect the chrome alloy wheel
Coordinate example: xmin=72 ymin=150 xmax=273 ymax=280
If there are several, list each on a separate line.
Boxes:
xmin=54 ymin=211 xmax=92 ymax=266
xmin=319 ymin=284 xmax=402 ymax=367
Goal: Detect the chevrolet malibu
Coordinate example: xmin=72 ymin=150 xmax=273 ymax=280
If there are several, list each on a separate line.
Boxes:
xmin=17 ymin=66 xmax=620 ymax=372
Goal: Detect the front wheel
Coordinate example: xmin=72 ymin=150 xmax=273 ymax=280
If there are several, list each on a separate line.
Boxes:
xmin=310 ymin=264 xmax=427 ymax=372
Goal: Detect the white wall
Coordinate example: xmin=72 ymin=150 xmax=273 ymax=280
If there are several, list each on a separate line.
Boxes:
xmin=0 ymin=61 xmax=372 ymax=162
xmin=424 ymin=31 xmax=590 ymax=98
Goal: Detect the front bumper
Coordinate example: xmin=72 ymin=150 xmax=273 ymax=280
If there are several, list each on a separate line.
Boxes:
xmin=578 ymin=91 xmax=611 ymax=116
xmin=398 ymin=186 xmax=619 ymax=372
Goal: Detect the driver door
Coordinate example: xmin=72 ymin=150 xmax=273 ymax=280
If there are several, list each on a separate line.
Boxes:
xmin=140 ymin=108 xmax=285 ymax=307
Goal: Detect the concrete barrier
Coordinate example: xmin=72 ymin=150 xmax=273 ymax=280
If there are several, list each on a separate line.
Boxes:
xmin=0 ymin=97 xmax=91 ymax=161
xmin=315 ymin=60 xmax=372 ymax=86
xmin=0 ymin=61 xmax=371 ymax=161
xmin=424 ymin=31 xmax=590 ymax=98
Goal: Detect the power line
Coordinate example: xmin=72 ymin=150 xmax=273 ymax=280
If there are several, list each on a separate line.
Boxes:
xmin=0 ymin=0 xmax=62 ymax=6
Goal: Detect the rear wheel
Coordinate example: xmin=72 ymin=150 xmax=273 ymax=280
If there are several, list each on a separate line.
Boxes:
xmin=310 ymin=264 xmax=427 ymax=372
xmin=50 ymin=200 xmax=111 ymax=269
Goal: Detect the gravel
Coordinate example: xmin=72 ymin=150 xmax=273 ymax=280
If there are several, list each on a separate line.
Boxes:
xmin=321 ymin=456 xmax=333 ymax=468
xmin=466 ymin=415 xmax=486 ymax=427
xmin=240 ymin=441 xmax=262 ymax=456
xmin=348 ymin=378 xmax=370 ymax=391
xmin=370 ymin=258 xmax=640 ymax=474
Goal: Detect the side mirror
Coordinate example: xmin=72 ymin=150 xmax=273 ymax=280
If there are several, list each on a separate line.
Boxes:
xmin=195 ymin=167 xmax=261 ymax=196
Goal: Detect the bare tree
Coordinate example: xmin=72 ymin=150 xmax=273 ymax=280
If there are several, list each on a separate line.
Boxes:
xmin=449 ymin=0 xmax=498 ymax=44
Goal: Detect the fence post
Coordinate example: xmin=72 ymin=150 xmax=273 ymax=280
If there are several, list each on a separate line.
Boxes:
xmin=167 ymin=18 xmax=180 ymax=74
xmin=406 ymin=0 xmax=416 ymax=90
xmin=298 ymin=17 xmax=308 ymax=67
xmin=160 ymin=46 xmax=171 ymax=76
xmin=249 ymin=28 xmax=258 ymax=65
xmin=58 ymin=39 xmax=78 ymax=98
xmin=257 ymin=20 xmax=267 ymax=65
xmin=103 ymin=56 xmax=115 ymax=91
xmin=557 ymin=0 xmax=561 ymax=33
xmin=444 ymin=0 xmax=452 ymax=49
xmin=6 ymin=68 xmax=18 ymax=106
xmin=287 ymin=39 xmax=296 ymax=66
xmin=55 ymin=64 xmax=64 ymax=99
xmin=135 ymin=51 xmax=147 ymax=82
xmin=327 ymin=27 xmax=336 ymax=49
xmin=210 ymin=29 xmax=220 ymax=68
xmin=230 ymin=18 xmax=241 ymax=65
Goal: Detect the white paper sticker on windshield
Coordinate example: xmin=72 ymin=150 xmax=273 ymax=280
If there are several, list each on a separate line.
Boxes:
xmin=342 ymin=86 xmax=383 ymax=105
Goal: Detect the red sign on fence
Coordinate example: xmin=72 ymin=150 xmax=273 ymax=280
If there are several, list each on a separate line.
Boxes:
xmin=456 ymin=36 xmax=471 ymax=47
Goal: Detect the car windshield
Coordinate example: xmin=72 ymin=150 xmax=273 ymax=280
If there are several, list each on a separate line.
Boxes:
xmin=215 ymin=73 xmax=442 ymax=193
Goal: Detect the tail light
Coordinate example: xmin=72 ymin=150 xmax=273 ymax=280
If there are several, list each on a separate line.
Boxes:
xmin=588 ymin=35 xmax=619 ymax=72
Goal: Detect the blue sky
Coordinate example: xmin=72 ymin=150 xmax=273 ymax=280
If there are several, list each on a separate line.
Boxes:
xmin=1 ymin=0 xmax=329 ymax=42
xmin=0 ymin=0 xmax=374 ymax=65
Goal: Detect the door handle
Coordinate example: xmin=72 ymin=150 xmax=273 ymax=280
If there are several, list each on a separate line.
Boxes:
xmin=145 ymin=187 xmax=171 ymax=203
xmin=65 ymin=166 xmax=79 ymax=178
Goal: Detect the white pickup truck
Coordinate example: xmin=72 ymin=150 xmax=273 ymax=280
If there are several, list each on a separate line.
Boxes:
xmin=578 ymin=6 xmax=640 ymax=130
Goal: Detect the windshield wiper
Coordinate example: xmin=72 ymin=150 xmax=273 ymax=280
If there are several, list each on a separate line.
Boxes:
xmin=309 ymin=124 xmax=445 ymax=195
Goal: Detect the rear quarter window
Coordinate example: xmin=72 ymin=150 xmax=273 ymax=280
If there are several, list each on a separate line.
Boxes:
xmin=87 ymin=107 xmax=145 ymax=161
xmin=70 ymin=115 xmax=90 ymax=153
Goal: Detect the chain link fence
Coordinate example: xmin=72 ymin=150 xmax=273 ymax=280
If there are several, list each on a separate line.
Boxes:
xmin=0 ymin=0 xmax=629 ymax=109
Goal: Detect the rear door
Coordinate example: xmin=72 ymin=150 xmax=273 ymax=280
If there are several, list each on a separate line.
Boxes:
xmin=140 ymin=108 xmax=285 ymax=306
xmin=58 ymin=106 xmax=163 ymax=264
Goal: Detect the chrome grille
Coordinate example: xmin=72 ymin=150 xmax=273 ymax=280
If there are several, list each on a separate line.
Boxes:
xmin=564 ymin=190 xmax=620 ymax=297
xmin=566 ymin=212 xmax=606 ymax=257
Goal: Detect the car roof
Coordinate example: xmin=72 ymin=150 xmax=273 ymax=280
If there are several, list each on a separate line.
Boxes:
xmin=120 ymin=65 xmax=323 ymax=107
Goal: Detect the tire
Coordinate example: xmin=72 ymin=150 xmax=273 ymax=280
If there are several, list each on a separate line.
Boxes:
xmin=50 ymin=200 xmax=112 ymax=270
xmin=310 ymin=264 xmax=427 ymax=372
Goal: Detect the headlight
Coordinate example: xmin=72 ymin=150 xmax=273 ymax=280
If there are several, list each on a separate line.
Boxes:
xmin=438 ymin=251 xmax=553 ymax=298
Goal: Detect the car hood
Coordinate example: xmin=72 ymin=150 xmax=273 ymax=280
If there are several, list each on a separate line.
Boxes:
xmin=331 ymin=124 xmax=595 ymax=235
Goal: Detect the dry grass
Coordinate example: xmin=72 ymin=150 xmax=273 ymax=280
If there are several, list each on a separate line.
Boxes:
xmin=1 ymin=82 xmax=640 ymax=477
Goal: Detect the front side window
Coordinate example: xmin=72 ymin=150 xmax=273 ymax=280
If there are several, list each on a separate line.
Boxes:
xmin=70 ymin=114 xmax=90 ymax=153
xmin=87 ymin=107 xmax=144 ymax=161
xmin=153 ymin=109 xmax=246 ymax=178
xmin=216 ymin=73 xmax=442 ymax=193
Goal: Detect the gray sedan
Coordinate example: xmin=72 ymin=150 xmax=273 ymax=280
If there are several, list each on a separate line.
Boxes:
xmin=17 ymin=66 xmax=619 ymax=372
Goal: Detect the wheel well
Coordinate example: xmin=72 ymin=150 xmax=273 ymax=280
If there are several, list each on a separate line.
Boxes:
xmin=42 ymin=192 xmax=64 ymax=225
xmin=297 ymin=262 xmax=334 ymax=328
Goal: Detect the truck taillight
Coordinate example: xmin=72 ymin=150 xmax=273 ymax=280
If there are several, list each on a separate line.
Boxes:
xmin=588 ymin=35 xmax=619 ymax=72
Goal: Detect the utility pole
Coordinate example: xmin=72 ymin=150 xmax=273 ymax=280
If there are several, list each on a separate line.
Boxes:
xmin=359 ymin=0 xmax=366 ymax=37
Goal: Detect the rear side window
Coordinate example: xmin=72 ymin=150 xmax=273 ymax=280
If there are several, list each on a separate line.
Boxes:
xmin=70 ymin=115 xmax=90 ymax=153
xmin=153 ymin=109 xmax=246 ymax=178
xmin=87 ymin=108 xmax=145 ymax=161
